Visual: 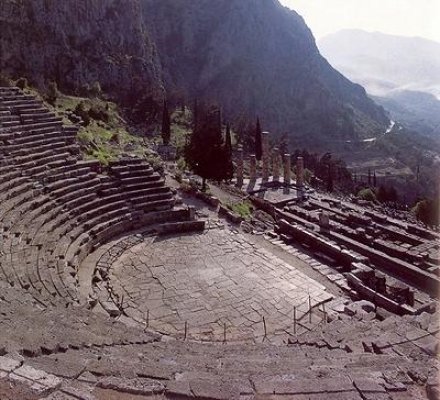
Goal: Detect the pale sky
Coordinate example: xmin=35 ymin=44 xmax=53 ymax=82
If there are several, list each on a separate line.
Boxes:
xmin=280 ymin=0 xmax=440 ymax=43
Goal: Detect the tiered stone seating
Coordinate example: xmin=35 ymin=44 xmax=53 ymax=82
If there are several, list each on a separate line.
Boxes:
xmin=0 ymin=87 xmax=192 ymax=307
xmin=108 ymin=158 xmax=175 ymax=213
xmin=0 ymin=287 xmax=437 ymax=399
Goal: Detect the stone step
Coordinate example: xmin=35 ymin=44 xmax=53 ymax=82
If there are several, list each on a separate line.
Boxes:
xmin=78 ymin=200 xmax=127 ymax=222
xmin=0 ymin=120 xmax=62 ymax=134
xmin=0 ymin=169 xmax=22 ymax=185
xmin=0 ymin=99 xmax=42 ymax=109
xmin=62 ymin=192 xmax=98 ymax=211
xmin=13 ymin=140 xmax=75 ymax=158
xmin=1 ymin=128 xmax=76 ymax=147
xmin=123 ymin=177 xmax=164 ymax=193
xmin=44 ymin=166 xmax=93 ymax=186
xmin=0 ymin=114 xmax=20 ymax=123
xmin=134 ymin=198 xmax=175 ymax=213
xmin=40 ymin=159 xmax=100 ymax=182
xmin=72 ymin=193 xmax=126 ymax=216
xmin=50 ymin=174 xmax=100 ymax=199
xmin=132 ymin=191 xmax=173 ymax=207
xmin=6 ymin=136 xmax=76 ymax=155
xmin=85 ymin=207 xmax=130 ymax=232
xmin=22 ymin=115 xmax=63 ymax=125
xmin=19 ymin=151 xmax=76 ymax=172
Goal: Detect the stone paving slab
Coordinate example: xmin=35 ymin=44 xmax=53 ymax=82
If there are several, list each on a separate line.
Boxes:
xmin=106 ymin=229 xmax=334 ymax=342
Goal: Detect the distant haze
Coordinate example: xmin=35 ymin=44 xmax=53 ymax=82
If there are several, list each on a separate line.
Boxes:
xmin=280 ymin=0 xmax=440 ymax=43
xmin=318 ymin=29 xmax=440 ymax=137
xmin=318 ymin=30 xmax=440 ymax=98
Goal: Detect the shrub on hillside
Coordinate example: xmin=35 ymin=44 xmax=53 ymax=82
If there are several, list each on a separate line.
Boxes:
xmin=0 ymin=74 xmax=12 ymax=87
xmin=74 ymin=101 xmax=91 ymax=126
xmin=90 ymin=81 xmax=102 ymax=98
xmin=46 ymin=81 xmax=59 ymax=105
xmin=413 ymin=198 xmax=440 ymax=227
xmin=88 ymin=103 xmax=110 ymax=123
xmin=357 ymin=188 xmax=376 ymax=202
xmin=16 ymin=77 xmax=28 ymax=90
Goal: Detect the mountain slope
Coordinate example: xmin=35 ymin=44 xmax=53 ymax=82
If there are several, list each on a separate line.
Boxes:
xmin=0 ymin=0 xmax=388 ymax=147
xmin=373 ymin=90 xmax=440 ymax=138
xmin=143 ymin=0 xmax=388 ymax=145
xmin=318 ymin=29 xmax=440 ymax=99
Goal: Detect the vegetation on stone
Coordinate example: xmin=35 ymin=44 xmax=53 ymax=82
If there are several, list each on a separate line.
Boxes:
xmin=357 ymin=188 xmax=377 ymax=202
xmin=226 ymin=200 xmax=253 ymax=219
xmin=41 ymin=89 xmax=150 ymax=165
xmin=413 ymin=198 xmax=440 ymax=227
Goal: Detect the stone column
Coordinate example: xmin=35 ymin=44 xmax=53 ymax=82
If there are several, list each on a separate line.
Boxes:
xmin=188 ymin=206 xmax=196 ymax=221
xmin=283 ymin=153 xmax=291 ymax=186
xmin=272 ymin=147 xmax=281 ymax=182
xmin=296 ymin=156 xmax=304 ymax=188
xmin=262 ymin=131 xmax=270 ymax=182
xmin=249 ymin=154 xmax=257 ymax=181
xmin=236 ymin=145 xmax=244 ymax=187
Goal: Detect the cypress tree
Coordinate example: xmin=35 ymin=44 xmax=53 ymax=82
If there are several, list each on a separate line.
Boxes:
xmin=161 ymin=100 xmax=171 ymax=145
xmin=368 ymin=168 xmax=372 ymax=186
xmin=327 ymin=164 xmax=334 ymax=192
xmin=224 ymin=123 xmax=234 ymax=181
xmin=193 ymin=99 xmax=198 ymax=130
xmin=225 ymin=123 xmax=232 ymax=154
xmin=185 ymin=104 xmax=227 ymax=190
xmin=373 ymin=170 xmax=377 ymax=187
xmin=255 ymin=117 xmax=262 ymax=161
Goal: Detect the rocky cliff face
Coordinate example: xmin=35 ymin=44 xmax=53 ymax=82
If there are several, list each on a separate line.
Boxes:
xmin=143 ymin=0 xmax=388 ymax=145
xmin=0 ymin=0 xmax=163 ymax=100
xmin=0 ymin=0 xmax=389 ymax=147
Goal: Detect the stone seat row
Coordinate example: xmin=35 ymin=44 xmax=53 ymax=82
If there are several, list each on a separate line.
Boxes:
xmin=0 ymin=114 xmax=20 ymax=126
xmin=0 ymin=125 xmax=76 ymax=146
xmin=1 ymin=287 xmax=434 ymax=400
xmin=0 ymin=119 xmax=63 ymax=135
xmin=0 ymin=112 xmax=61 ymax=128
xmin=0 ymin=99 xmax=43 ymax=112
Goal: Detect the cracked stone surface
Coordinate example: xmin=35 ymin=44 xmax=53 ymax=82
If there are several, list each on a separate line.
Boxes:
xmin=107 ymin=229 xmax=333 ymax=342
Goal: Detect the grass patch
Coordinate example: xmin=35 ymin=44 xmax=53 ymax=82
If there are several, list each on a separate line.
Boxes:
xmin=226 ymin=200 xmax=253 ymax=219
xmin=20 ymin=86 xmax=160 ymax=166
xmin=51 ymin=93 xmax=149 ymax=165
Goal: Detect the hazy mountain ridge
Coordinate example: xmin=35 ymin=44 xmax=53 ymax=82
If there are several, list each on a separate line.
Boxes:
xmin=319 ymin=29 xmax=440 ymax=99
xmin=0 ymin=0 xmax=388 ymax=146
xmin=319 ymin=30 xmax=440 ymax=138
